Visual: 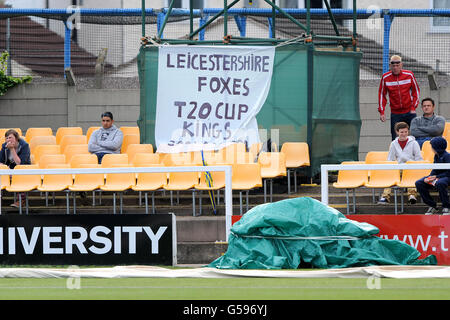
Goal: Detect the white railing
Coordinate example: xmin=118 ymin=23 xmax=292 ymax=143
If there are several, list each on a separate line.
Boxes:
xmin=0 ymin=165 xmax=233 ymax=242
xmin=321 ymin=163 xmax=450 ymax=205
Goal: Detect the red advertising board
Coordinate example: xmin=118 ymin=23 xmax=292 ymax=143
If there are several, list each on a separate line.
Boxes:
xmin=231 ymin=215 xmax=450 ymax=265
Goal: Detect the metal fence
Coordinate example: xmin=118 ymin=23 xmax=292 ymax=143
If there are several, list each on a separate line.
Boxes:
xmin=0 ymin=8 xmax=449 ymax=81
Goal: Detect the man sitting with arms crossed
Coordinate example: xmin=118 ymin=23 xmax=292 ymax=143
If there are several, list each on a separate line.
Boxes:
xmin=410 ymin=97 xmax=445 ymax=148
xmin=88 ymin=111 xmax=123 ymax=164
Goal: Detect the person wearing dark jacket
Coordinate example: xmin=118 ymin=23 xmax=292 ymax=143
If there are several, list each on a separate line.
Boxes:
xmin=415 ymin=136 xmax=450 ymax=215
xmin=0 ymin=129 xmax=31 ymax=208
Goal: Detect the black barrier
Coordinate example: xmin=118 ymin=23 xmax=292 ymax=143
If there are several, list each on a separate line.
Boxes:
xmin=0 ymin=213 xmax=175 ymax=265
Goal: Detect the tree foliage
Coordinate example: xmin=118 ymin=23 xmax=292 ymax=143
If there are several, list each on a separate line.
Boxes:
xmin=0 ymin=51 xmax=32 ymax=96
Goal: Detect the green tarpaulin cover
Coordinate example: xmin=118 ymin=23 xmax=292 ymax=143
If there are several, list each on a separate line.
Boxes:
xmin=209 ymin=197 xmax=437 ymax=269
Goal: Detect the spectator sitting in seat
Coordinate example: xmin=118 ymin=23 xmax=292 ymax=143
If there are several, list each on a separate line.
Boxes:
xmin=410 ymin=97 xmax=446 ymax=148
xmin=415 ymin=136 xmax=450 ymax=215
xmin=0 ymin=129 xmax=31 ymax=208
xmin=88 ymin=111 xmax=123 ymax=164
xmin=378 ymin=122 xmax=422 ymax=205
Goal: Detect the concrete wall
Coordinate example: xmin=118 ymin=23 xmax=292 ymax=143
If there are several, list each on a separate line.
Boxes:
xmin=1 ymin=81 xmax=450 ymax=162
xmin=0 ymin=82 xmax=140 ymax=135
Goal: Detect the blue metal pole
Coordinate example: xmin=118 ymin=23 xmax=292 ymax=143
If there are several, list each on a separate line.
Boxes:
xmin=382 ymin=12 xmax=393 ymax=74
xmin=64 ymin=21 xmax=71 ymax=77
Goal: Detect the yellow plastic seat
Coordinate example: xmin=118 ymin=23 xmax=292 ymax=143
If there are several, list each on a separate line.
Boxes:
xmin=32 ymin=144 xmax=61 ymax=165
xmin=59 ymin=134 xmax=87 ymax=154
xmin=132 ymin=163 xmax=167 ymax=214
xmin=37 ymin=163 xmax=72 ymax=213
xmin=100 ymin=164 xmax=136 ymax=214
xmin=126 ymin=144 xmax=154 ymax=163
xmin=29 ymin=135 xmax=57 ymax=154
xmin=101 ymin=153 xmax=129 ymax=168
xmin=25 ymin=127 xmax=53 ymax=143
xmin=162 ymin=152 xmax=190 ymax=166
xmin=63 ymin=144 xmax=89 ymax=164
xmin=258 ymin=152 xmax=287 ymax=202
xmin=421 ymin=141 xmax=435 ymax=163
xmin=164 ymin=169 xmax=199 ymax=216
xmin=395 ymin=160 xmax=432 ymax=213
xmin=38 ymin=154 xmax=66 ymax=169
xmin=0 ymin=128 xmax=22 ymax=137
xmin=55 ymin=127 xmax=83 ymax=144
xmin=280 ymin=142 xmax=310 ymax=194
xmin=364 ymin=151 xmax=389 ymax=164
xmin=121 ymin=134 xmax=140 ymax=153
xmin=6 ymin=164 xmax=41 ymax=214
xmin=120 ymin=126 xmax=140 ymax=139
xmin=332 ymin=161 xmax=368 ymax=214
xmin=69 ymin=163 xmax=104 ymax=213
xmin=232 ymin=163 xmax=262 ymax=214
xmin=0 ymin=164 xmax=10 ymax=190
xmin=194 ymin=168 xmax=226 ymax=215
xmin=69 ymin=153 xmax=99 ymax=168
xmin=131 ymin=153 xmax=160 ymax=166
xmin=364 ymin=161 xmax=401 ymax=213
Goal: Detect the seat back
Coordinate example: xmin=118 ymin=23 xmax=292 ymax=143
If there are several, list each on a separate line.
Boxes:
xmin=400 ymin=161 xmax=432 ymax=187
xmin=9 ymin=164 xmax=41 ymax=190
xmin=218 ymin=143 xmax=246 ymax=164
xmin=132 ymin=153 xmax=161 ymax=166
xmin=0 ymin=164 xmax=10 ymax=189
xmin=166 ymin=169 xmax=199 ymax=189
xmin=25 ymin=127 xmax=53 ymax=143
xmin=70 ymin=153 xmax=99 ymax=167
xmin=366 ymin=161 xmax=400 ymax=186
xmin=32 ymin=144 xmax=61 ymax=165
xmin=38 ymin=154 xmax=66 ymax=169
xmin=120 ymin=126 xmax=140 ymax=138
xmin=72 ymin=163 xmax=104 ymax=188
xmin=258 ymin=152 xmax=287 ymax=178
xmin=121 ymin=134 xmax=140 ymax=153
xmin=101 ymin=154 xmax=129 ymax=168
xmin=59 ymin=134 xmax=87 ymax=154
xmin=162 ymin=152 xmax=190 ymax=166
xmin=55 ymin=127 xmax=83 ymax=144
xmin=104 ymin=164 xmax=136 ymax=188
xmin=197 ymin=169 xmax=226 ymax=189
xmin=41 ymin=163 xmax=73 ymax=189
xmin=364 ymin=151 xmax=389 ymax=163
xmin=126 ymin=144 xmax=153 ymax=163
xmin=134 ymin=163 xmax=167 ymax=189
xmin=232 ymin=163 xmax=262 ymax=190
xmin=63 ymin=144 xmax=89 ymax=164
xmin=29 ymin=135 xmax=57 ymax=154
xmin=421 ymin=140 xmax=435 ymax=163
xmin=334 ymin=161 xmax=368 ymax=187
xmin=280 ymin=142 xmax=310 ymax=168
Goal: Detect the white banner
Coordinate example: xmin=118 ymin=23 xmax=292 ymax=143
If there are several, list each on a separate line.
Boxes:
xmin=155 ymin=45 xmax=275 ymax=153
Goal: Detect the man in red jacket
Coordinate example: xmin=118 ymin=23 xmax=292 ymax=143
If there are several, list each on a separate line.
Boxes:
xmin=378 ymin=55 xmax=420 ymax=140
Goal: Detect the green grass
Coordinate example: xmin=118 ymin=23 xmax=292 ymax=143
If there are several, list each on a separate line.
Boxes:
xmin=0 ymin=277 xmax=449 ymax=300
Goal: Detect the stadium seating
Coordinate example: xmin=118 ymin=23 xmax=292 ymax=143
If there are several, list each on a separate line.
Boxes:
xmin=131 ymin=153 xmax=160 ymax=166
xmin=194 ymin=169 xmax=226 ymax=215
xmin=29 ymin=135 xmax=57 ymax=154
xmin=121 ymin=134 xmax=140 ymax=154
xmin=0 ymin=164 xmax=10 ymax=190
xmin=280 ymin=142 xmax=310 ymax=194
xmin=126 ymin=144 xmax=153 ymax=164
xmin=218 ymin=143 xmax=246 ymax=164
xmin=32 ymin=144 xmax=61 ymax=165
xmin=59 ymin=135 xmax=87 ymax=154
xmin=164 ymin=170 xmax=199 ymax=216
xmin=120 ymin=126 xmax=140 ymax=140
xmin=100 ymin=164 xmax=136 ymax=214
xmin=55 ymin=127 xmax=83 ymax=144
xmin=421 ymin=141 xmax=434 ymax=163
xmin=6 ymin=164 xmax=41 ymax=214
xmin=332 ymin=161 xmax=368 ymax=214
xmin=68 ymin=163 xmax=104 ymax=213
xmin=132 ymin=163 xmax=167 ymax=214
xmin=25 ymin=127 xmax=53 ymax=143
xmin=231 ymin=163 xmax=262 ymax=215
xmin=101 ymin=154 xmax=129 ymax=168
xmin=63 ymin=144 xmax=89 ymax=164
xmin=37 ymin=163 xmax=72 ymax=213
xmin=38 ymin=154 xmax=66 ymax=169
xmin=364 ymin=161 xmax=401 ymax=213
xmin=69 ymin=153 xmax=98 ymax=168
xmin=258 ymin=152 xmax=287 ymax=202
xmin=394 ymin=160 xmax=431 ymax=213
